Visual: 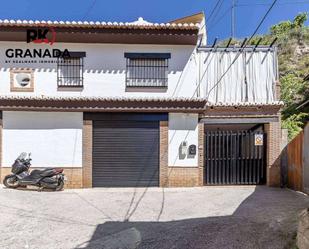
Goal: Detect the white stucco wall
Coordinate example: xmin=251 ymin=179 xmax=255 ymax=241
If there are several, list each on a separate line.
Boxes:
xmin=0 ymin=42 xmax=200 ymax=98
xmin=168 ymin=113 xmax=198 ymax=167
xmin=2 ymin=111 xmax=83 ymax=168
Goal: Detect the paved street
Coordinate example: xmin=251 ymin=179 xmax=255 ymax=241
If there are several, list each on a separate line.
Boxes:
xmin=0 ymin=185 xmax=308 ymax=249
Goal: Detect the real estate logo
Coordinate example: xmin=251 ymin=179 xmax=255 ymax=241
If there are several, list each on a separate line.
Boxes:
xmin=26 ymin=27 xmax=56 ymax=45
xmin=4 ymin=26 xmax=70 ymax=64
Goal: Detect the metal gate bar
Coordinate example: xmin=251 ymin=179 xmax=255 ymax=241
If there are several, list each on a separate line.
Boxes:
xmin=205 ymin=130 xmax=266 ymax=185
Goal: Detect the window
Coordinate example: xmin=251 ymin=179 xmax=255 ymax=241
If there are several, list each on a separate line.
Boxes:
xmin=57 ymin=52 xmax=85 ymax=87
xmin=125 ymin=53 xmax=170 ymax=87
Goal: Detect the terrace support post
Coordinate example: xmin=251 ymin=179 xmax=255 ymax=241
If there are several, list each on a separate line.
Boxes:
xmin=265 ymin=120 xmax=282 ymax=187
xmin=82 ymin=119 xmax=93 ymax=188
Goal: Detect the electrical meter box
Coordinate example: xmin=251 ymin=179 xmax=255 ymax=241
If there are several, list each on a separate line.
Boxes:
xmin=188 ymin=144 xmax=196 ymax=155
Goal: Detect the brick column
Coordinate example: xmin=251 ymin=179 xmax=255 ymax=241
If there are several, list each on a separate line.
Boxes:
xmin=265 ymin=120 xmax=281 ymax=187
xmin=198 ymin=122 xmax=204 ymax=186
xmin=82 ymin=119 xmax=93 ymax=188
xmin=159 ymin=121 xmax=168 ymax=187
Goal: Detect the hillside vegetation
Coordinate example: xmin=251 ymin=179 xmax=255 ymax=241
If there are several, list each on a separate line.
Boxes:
xmin=222 ymin=13 xmax=309 ymax=140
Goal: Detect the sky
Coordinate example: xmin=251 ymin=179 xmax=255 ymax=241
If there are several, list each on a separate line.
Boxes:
xmin=0 ymin=0 xmax=308 ymax=43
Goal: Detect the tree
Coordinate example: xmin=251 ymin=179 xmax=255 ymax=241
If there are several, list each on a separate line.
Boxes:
xmin=293 ymin=12 xmax=308 ymax=28
xmin=270 ymin=12 xmax=308 ymax=36
xmin=270 ymin=20 xmax=293 ymax=36
xmin=282 ymin=113 xmax=308 ymax=140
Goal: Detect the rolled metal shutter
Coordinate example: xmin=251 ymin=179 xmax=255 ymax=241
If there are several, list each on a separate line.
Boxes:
xmin=93 ymin=120 xmax=159 ymax=187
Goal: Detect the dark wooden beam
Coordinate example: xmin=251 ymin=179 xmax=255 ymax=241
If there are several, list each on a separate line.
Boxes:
xmin=200 ymin=117 xmax=279 ymax=124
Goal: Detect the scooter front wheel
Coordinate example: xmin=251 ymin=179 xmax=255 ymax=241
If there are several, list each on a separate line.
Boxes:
xmin=3 ymin=175 xmax=20 ymax=188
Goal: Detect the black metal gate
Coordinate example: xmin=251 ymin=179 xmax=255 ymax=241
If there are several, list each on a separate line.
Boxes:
xmin=205 ymin=131 xmax=266 ymax=185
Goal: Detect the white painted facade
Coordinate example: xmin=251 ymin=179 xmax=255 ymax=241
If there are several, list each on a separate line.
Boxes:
xmin=0 ymin=42 xmax=278 ymax=103
xmin=0 ymin=42 xmax=200 ymax=98
xmin=2 ymin=111 xmax=199 ymax=168
xmin=2 ymin=111 xmax=83 ymax=168
xmin=168 ymin=113 xmax=198 ymax=167
xmin=0 ymin=23 xmax=279 ymax=171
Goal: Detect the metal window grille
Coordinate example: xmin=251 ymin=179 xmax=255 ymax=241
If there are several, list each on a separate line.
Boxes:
xmin=57 ymin=57 xmax=84 ymax=87
xmin=126 ymin=58 xmax=168 ymax=87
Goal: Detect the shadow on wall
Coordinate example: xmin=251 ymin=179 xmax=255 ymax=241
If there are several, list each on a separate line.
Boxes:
xmin=1 ymin=68 xmax=180 ymax=75
xmin=75 ymin=186 xmax=309 ymax=249
xmin=1 ymin=44 xmax=196 ymax=95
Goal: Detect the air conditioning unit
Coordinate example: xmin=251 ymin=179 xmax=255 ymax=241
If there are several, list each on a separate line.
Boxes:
xmin=15 ymin=73 xmax=31 ymax=87
xmin=10 ymin=69 xmax=34 ymax=92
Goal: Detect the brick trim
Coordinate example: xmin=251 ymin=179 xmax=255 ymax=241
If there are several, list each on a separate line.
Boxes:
xmin=82 ymin=119 xmax=92 ymax=188
xmin=10 ymin=68 xmax=34 ymax=92
xmin=198 ymin=122 xmax=204 ymax=186
xmin=203 ymin=106 xmax=281 ymax=117
xmin=63 ymin=168 xmax=83 ymax=188
xmin=159 ymin=121 xmax=168 ymax=187
xmin=264 ymin=120 xmax=281 ymax=187
xmin=167 ymin=167 xmax=199 ymax=187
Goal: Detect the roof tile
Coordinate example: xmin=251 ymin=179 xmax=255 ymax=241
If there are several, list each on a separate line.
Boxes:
xmin=0 ymin=18 xmax=200 ymax=30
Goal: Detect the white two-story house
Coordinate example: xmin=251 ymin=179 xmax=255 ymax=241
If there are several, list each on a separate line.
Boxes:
xmin=0 ymin=13 xmax=283 ymax=188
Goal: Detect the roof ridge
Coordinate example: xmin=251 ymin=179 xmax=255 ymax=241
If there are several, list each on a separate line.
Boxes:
xmin=0 ymin=19 xmax=200 ymax=30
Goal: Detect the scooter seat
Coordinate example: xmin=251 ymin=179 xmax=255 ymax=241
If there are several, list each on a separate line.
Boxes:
xmin=29 ymin=170 xmax=43 ymax=178
xmin=30 ymin=168 xmax=56 ymax=178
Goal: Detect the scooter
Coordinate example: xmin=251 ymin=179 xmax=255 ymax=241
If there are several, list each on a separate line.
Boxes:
xmin=3 ymin=152 xmax=66 ymax=191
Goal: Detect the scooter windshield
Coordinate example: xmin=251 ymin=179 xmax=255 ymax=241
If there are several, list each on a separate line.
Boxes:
xmin=16 ymin=152 xmax=27 ymax=161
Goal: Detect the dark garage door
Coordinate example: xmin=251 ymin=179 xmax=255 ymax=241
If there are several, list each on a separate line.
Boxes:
xmin=93 ymin=119 xmax=160 ymax=187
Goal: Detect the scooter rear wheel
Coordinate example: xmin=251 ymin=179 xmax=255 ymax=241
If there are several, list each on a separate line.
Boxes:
xmin=3 ymin=175 xmax=20 ymax=188
xmin=55 ymin=179 xmax=64 ymax=191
